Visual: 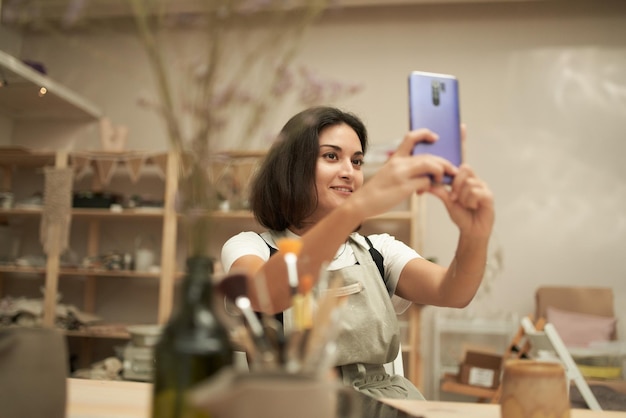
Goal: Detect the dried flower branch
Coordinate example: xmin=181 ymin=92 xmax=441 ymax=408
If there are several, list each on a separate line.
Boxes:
xmin=3 ymin=0 xmax=364 ymax=257
xmin=127 ymin=0 xmax=357 ymax=256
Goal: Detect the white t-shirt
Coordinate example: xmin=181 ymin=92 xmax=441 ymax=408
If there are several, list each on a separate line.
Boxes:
xmin=221 ymin=229 xmax=422 ymax=312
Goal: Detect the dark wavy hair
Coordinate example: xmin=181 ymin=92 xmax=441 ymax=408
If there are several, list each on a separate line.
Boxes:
xmin=249 ymin=106 xmax=368 ymax=231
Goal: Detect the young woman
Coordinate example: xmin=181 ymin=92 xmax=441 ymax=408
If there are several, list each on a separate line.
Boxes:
xmin=221 ymin=106 xmax=494 ymax=399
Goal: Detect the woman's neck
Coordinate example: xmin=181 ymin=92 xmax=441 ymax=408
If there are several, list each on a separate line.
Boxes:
xmin=287 ymin=225 xmax=308 ymax=236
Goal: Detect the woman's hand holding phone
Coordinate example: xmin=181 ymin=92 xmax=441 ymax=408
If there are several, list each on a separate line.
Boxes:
xmin=408 ymin=71 xmax=462 ymax=184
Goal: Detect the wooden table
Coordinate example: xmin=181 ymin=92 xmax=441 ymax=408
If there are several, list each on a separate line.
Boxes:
xmin=381 ymin=399 xmax=626 ymax=418
xmin=67 ymin=378 xmax=626 ymax=418
xmin=67 ymin=378 xmax=151 ymax=418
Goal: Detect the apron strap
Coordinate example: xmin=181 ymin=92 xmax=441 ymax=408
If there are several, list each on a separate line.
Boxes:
xmin=362 ymin=236 xmax=390 ymax=296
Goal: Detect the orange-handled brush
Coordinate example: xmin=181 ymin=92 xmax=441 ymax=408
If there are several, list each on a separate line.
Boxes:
xmin=276 ymin=237 xmax=303 ymax=256
xmin=276 ymin=237 xmax=303 ymax=298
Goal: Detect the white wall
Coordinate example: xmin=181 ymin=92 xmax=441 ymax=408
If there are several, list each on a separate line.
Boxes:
xmin=6 ymin=0 xmax=626 ymax=374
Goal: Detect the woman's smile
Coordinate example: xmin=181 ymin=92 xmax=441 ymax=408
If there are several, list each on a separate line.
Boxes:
xmin=330 ymin=186 xmax=354 ymax=194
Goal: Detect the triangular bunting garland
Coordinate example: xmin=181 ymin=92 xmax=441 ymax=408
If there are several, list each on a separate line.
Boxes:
xmin=151 ymin=153 xmax=168 ymax=180
xmin=95 ymin=159 xmax=117 ymax=186
xmin=126 ymin=155 xmax=146 ymax=183
xmin=71 ymin=155 xmax=92 ymax=179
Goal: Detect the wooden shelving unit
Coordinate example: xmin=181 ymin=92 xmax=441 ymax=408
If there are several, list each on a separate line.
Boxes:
xmin=1 ymin=147 xmax=426 ymax=388
xmin=0 ymin=149 xmax=179 ymax=337
xmin=430 ymin=313 xmax=518 ymax=400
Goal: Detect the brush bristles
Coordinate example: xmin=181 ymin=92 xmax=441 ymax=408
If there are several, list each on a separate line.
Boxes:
xmin=276 ymin=238 xmax=303 ymax=255
xmin=217 ymin=273 xmax=249 ymax=302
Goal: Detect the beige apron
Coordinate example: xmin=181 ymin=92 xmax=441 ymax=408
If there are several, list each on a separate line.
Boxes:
xmin=334 ymin=238 xmax=425 ymax=400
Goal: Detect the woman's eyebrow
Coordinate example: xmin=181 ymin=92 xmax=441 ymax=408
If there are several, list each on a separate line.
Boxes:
xmin=319 ymin=144 xmax=364 ymax=157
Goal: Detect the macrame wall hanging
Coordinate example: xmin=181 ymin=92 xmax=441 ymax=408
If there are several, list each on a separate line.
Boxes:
xmin=40 ymin=167 xmax=73 ymax=255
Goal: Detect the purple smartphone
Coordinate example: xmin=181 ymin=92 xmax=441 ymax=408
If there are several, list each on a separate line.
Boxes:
xmin=409 ymin=71 xmax=462 ymax=184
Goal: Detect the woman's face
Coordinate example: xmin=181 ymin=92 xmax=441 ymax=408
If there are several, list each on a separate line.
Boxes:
xmin=308 ymin=123 xmax=365 ymax=223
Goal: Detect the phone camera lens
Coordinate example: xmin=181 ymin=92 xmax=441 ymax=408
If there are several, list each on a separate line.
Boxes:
xmin=431 ymin=81 xmax=441 ymax=106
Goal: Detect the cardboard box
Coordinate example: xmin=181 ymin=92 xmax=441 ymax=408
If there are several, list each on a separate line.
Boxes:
xmin=458 ymin=350 xmax=503 ymax=388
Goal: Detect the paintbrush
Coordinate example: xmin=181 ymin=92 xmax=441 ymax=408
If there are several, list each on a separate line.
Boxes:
xmin=217 ymin=272 xmax=276 ymax=368
xmin=284 ymin=274 xmax=316 ymax=373
xmin=275 ymin=238 xmax=303 ymax=298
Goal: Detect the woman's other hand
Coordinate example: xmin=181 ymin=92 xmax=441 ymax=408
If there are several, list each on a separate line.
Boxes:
xmin=429 ymin=163 xmax=495 ymax=238
xmin=351 ymin=129 xmax=458 ymax=219
xmin=428 ymin=125 xmax=494 ymax=238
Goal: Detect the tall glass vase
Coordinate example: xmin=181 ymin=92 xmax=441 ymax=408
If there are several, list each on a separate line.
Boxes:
xmin=178 ymin=161 xmax=217 ymax=259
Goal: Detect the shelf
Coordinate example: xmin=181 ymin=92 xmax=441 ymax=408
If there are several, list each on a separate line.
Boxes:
xmin=64 ymin=329 xmax=130 ymax=340
xmin=0 ymin=208 xmax=43 ymax=216
xmin=0 ymin=265 xmax=46 ymax=274
xmin=0 ymin=208 xmax=165 ymax=218
xmin=0 ymin=326 xmax=127 ymax=340
xmin=60 ymin=268 xmax=162 ymax=279
xmin=0 ymin=147 xmax=56 ymax=166
xmin=195 ymin=210 xmax=255 ymax=220
xmin=0 ymin=49 xmax=102 ymax=120
xmin=72 ymin=208 xmax=165 ymax=218
xmin=0 ymin=265 xmax=183 ymax=280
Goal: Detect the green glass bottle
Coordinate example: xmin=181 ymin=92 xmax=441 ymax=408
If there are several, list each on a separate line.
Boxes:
xmin=151 ymin=256 xmax=234 ymax=418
